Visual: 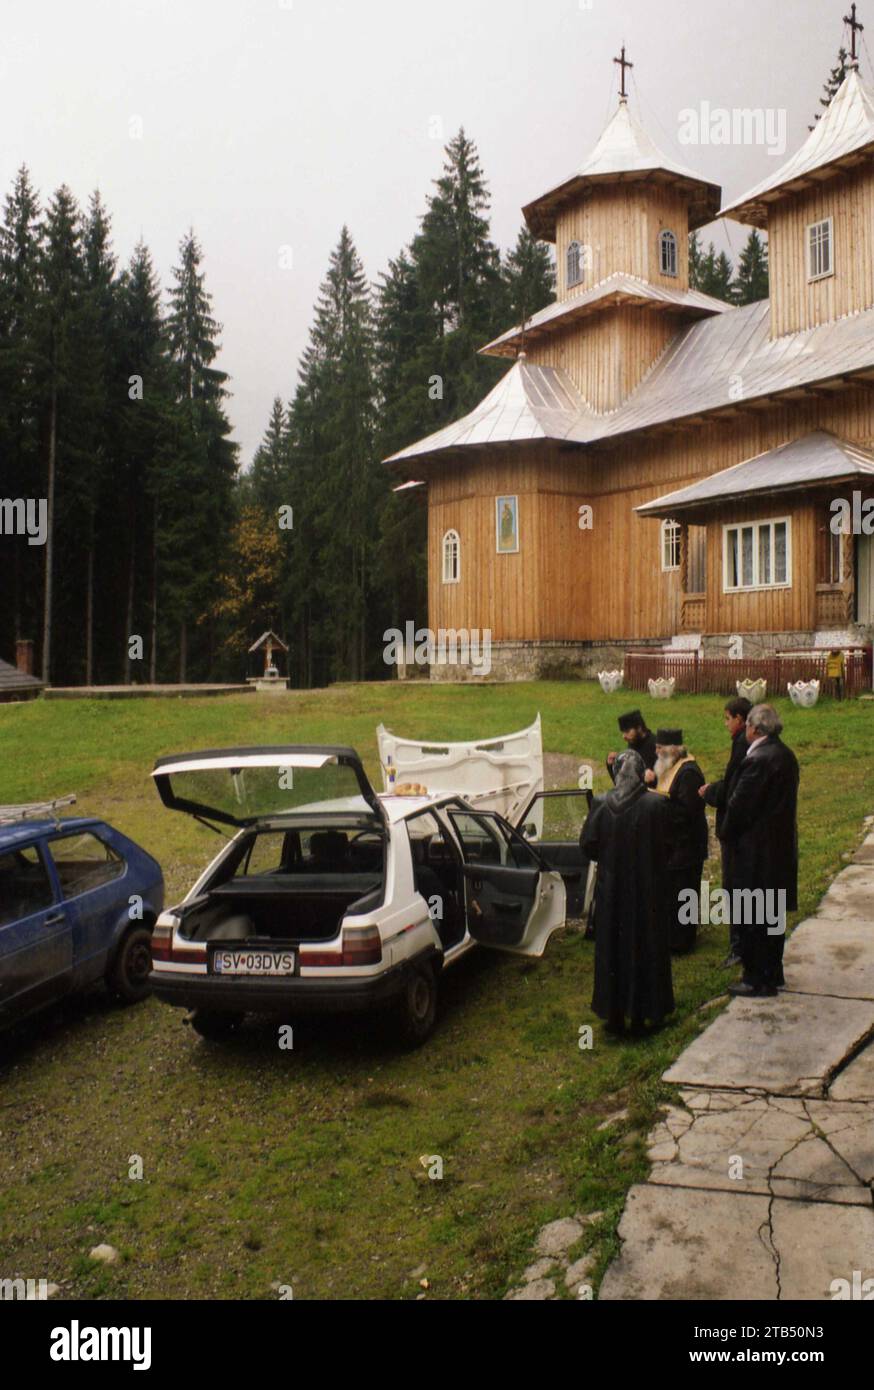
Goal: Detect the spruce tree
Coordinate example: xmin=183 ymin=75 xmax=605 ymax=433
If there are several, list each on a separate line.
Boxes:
xmin=501 ymin=225 xmax=555 ymax=328
xmin=0 ymin=166 xmax=43 ymax=658
xmin=732 ymin=229 xmax=770 ymax=305
xmin=163 ymin=230 xmax=237 ymax=680
xmin=33 ymin=184 xmax=85 ymax=682
xmin=811 ymin=47 xmax=849 ymax=128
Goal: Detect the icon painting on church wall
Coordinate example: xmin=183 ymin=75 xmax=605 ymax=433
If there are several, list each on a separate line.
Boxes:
xmin=496 ymin=496 xmax=519 ymax=554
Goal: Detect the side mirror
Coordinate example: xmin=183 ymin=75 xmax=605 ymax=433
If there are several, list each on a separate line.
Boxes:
xmin=523 ymin=823 xmax=537 ymax=839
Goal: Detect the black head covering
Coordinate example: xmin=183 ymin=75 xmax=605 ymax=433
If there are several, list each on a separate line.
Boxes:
xmin=618 ymin=709 xmax=645 ymax=733
xmin=605 ymin=749 xmax=646 ymax=811
xmin=655 ymin=728 xmax=683 ymax=745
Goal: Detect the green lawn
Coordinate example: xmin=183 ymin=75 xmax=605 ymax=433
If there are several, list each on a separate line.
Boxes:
xmin=0 ymin=683 xmax=871 ymax=1300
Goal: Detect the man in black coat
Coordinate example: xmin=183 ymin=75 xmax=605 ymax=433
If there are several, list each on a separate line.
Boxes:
xmin=606 ymin=710 xmax=657 ymax=784
xmin=645 ymin=729 xmax=708 ymax=954
xmin=719 ymin=705 xmax=800 ymax=999
xmin=699 ymin=696 xmax=752 ymax=967
xmin=582 ymin=749 xmax=674 ymax=1034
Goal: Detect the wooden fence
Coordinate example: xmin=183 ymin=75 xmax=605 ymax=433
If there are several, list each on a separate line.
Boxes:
xmin=624 ymin=647 xmax=873 ymax=699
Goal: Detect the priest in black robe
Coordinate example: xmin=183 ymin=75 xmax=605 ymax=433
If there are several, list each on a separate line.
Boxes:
xmin=699 ymin=696 xmax=751 ymax=966
xmin=719 ymin=705 xmax=799 ymax=998
xmin=645 ymin=729 xmax=708 ymax=954
xmin=581 ymin=749 xmax=675 ymax=1034
xmin=606 ymin=709 xmax=657 ymax=784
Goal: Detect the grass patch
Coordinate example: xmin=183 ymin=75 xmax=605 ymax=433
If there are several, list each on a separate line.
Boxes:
xmin=0 ymin=682 xmax=871 ymax=1299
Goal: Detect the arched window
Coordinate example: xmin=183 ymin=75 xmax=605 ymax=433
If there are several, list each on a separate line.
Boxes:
xmin=567 ymin=240 xmax=583 ymax=288
xmin=442 ymin=529 xmax=460 ymax=584
xmin=661 ymin=519 xmax=681 ymax=572
xmin=659 ymin=230 xmax=678 ymax=277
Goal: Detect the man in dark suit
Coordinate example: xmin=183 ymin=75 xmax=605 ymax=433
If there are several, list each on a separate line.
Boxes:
xmin=719 ymin=705 xmax=800 ymax=999
xmin=699 ymin=696 xmax=752 ymax=968
xmin=645 ymin=728 xmax=708 ymax=954
xmin=607 ymin=710 xmax=657 ymax=784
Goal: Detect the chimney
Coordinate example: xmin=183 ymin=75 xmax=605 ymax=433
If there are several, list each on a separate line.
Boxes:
xmin=15 ymin=639 xmax=34 ymax=676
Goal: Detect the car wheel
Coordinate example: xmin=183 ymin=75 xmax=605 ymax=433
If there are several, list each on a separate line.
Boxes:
xmin=393 ymin=961 xmax=438 ymax=1047
xmin=108 ymin=926 xmax=153 ymax=1003
xmin=189 ymin=1009 xmax=245 ymax=1041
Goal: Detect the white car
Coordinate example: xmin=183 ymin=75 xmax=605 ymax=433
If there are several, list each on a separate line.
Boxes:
xmin=148 ymin=727 xmax=589 ymax=1045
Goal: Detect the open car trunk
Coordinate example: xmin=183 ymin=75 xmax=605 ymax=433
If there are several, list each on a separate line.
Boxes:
xmin=179 ymin=873 xmax=384 ymax=946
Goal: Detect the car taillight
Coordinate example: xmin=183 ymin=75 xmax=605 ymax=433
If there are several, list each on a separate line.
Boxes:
xmin=150 ymin=921 xmax=175 ymax=962
xmin=341 ymin=925 xmax=382 ymax=967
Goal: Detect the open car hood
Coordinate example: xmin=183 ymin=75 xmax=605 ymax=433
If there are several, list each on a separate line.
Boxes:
xmin=376 ymin=716 xmax=544 ymax=832
xmin=151 ymin=746 xmax=380 ymax=828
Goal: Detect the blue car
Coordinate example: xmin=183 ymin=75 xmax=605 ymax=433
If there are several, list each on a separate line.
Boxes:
xmin=0 ymin=814 xmax=164 ymax=1029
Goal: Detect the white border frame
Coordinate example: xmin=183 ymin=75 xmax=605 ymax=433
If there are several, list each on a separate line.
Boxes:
xmin=722 ymin=516 xmax=793 ymax=594
xmin=806 ymin=215 xmax=834 ymax=283
xmin=496 ymin=496 xmax=520 ymax=555
xmin=442 ymin=529 xmax=461 ymax=585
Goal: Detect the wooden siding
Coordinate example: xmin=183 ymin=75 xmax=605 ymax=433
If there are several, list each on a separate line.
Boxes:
xmin=427 ymin=386 xmax=874 ymax=643
xmin=555 ymin=185 xmax=690 ymax=300
xmin=526 ymin=308 xmax=676 ymax=409
xmin=769 ymin=166 xmax=874 ymax=337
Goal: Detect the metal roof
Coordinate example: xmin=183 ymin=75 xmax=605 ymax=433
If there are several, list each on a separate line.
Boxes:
xmin=481 ymin=273 xmax=730 ymax=359
xmin=635 ymin=431 xmax=874 ymax=516
xmin=385 ymin=298 xmax=874 ymax=467
xmin=0 ymin=658 xmax=43 ymax=691
xmin=524 ymin=99 xmax=722 ymax=240
xmin=723 ymin=68 xmax=874 ymax=227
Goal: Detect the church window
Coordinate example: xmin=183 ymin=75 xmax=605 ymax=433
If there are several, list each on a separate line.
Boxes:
xmin=659 ymin=230 xmax=678 ymax=277
xmin=442 ymin=530 xmax=460 ymax=584
xmin=723 ymin=518 xmax=791 ymax=591
xmin=807 ymin=218 xmax=833 ymax=281
xmin=661 ymin=519 xmax=681 ymax=571
xmin=567 ymin=241 xmax=583 ymax=288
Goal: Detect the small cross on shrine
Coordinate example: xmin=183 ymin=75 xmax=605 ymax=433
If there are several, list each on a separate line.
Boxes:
xmin=614 ymin=44 xmax=634 ymax=101
xmin=845 ymin=3 xmax=865 ymax=66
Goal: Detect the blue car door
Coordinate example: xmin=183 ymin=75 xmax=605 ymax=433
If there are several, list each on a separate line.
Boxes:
xmin=0 ymin=839 xmax=73 ymax=1022
xmin=45 ymin=829 xmax=127 ymax=983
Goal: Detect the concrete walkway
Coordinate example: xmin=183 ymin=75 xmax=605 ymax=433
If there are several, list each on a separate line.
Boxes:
xmin=599 ymin=823 xmax=874 ymax=1301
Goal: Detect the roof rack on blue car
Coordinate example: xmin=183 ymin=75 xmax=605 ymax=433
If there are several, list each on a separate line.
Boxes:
xmin=0 ymin=795 xmax=77 ymax=826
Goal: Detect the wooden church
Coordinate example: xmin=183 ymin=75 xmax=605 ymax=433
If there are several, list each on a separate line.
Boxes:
xmin=386 ymin=28 xmax=874 ymax=681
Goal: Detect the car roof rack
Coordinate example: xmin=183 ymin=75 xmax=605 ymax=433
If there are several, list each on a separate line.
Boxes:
xmin=0 ymin=794 xmax=77 ymax=827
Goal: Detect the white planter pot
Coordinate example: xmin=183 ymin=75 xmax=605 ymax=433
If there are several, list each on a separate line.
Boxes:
xmin=788 ymin=680 xmax=821 ymax=708
xmin=648 ymin=678 xmax=676 ymax=700
xmin=737 ymin=678 xmax=767 ymax=704
xmin=597 ymin=670 xmax=624 ymax=694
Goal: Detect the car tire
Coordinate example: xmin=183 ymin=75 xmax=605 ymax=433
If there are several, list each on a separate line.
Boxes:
xmin=393 ymin=961 xmax=438 ymax=1047
xmin=107 ymin=926 xmax=153 ymax=1003
xmin=189 ymin=1009 xmax=245 ymax=1041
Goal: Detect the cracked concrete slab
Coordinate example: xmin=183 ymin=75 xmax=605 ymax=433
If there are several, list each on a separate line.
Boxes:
xmin=645 ymin=1092 xmax=872 ymax=1205
xmin=829 ymin=1040 xmax=874 ymax=1100
xmin=813 ymin=864 xmax=874 ymax=920
xmin=783 ymin=917 xmax=874 ymax=999
xmin=598 ymin=1186 xmax=778 ymax=1300
xmin=772 ymin=1201 xmax=874 ymax=1300
xmin=663 ymin=993 xmax=874 ymax=1095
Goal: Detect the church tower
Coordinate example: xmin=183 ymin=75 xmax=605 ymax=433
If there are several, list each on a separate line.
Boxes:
xmin=481 ymin=49 xmax=723 ymax=412
xmin=724 ymin=8 xmax=874 ymax=337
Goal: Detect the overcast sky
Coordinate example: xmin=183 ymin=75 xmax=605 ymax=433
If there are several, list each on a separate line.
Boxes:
xmin=1 ymin=0 xmax=868 ymax=465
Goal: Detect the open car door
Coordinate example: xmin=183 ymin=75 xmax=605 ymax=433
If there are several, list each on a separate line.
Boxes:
xmin=377 ymin=717 xmax=544 ymax=833
xmin=514 ymin=789 xmax=593 ymax=919
xmin=447 ymin=809 xmax=565 ymax=958
xmin=152 ymin=746 xmax=383 ymax=829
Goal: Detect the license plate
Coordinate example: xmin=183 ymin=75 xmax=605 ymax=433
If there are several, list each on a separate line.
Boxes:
xmin=212 ymin=950 xmax=295 ymax=977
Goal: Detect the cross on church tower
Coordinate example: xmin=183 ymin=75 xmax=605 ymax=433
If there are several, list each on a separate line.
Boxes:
xmin=613 ymin=44 xmax=633 ymax=102
xmin=845 ymin=3 xmax=865 ymax=67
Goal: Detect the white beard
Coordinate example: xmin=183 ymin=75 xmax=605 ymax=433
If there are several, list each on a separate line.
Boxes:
xmin=655 ymin=747 xmax=685 ymax=780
